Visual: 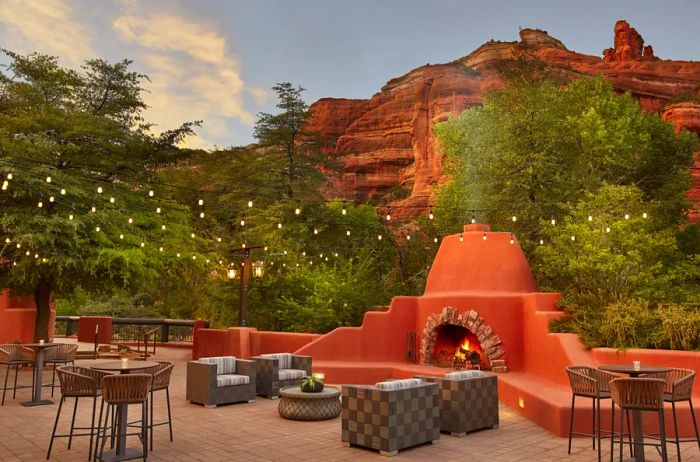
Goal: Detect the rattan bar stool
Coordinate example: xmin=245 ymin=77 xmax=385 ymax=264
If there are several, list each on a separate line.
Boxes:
xmin=566 ymin=366 xmax=632 ymax=461
xmin=45 ymin=344 xmax=78 ymax=397
xmin=643 ymin=368 xmax=700 ymax=461
xmin=1 ymin=344 xmax=35 ymax=406
xmin=47 ymin=366 xmax=111 ymax=460
xmin=610 ymin=378 xmax=669 ymax=462
xmin=143 ymin=361 xmax=174 ymax=450
xmin=96 ymin=374 xmax=152 ymax=462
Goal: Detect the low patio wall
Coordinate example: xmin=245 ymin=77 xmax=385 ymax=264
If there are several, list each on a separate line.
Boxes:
xmin=0 ymin=289 xmax=55 ymax=343
xmin=191 ymin=327 xmax=320 ymax=359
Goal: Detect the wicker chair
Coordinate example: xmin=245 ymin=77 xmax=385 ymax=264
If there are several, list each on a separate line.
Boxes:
xmin=643 ymin=368 xmax=700 ymax=461
xmin=609 ymin=378 xmax=669 ymax=462
xmin=96 ymin=374 xmax=152 ymax=462
xmin=141 ymin=361 xmax=174 ymax=450
xmin=341 ymin=379 xmax=440 ymax=457
xmin=46 ymin=365 xmax=111 ymax=460
xmin=566 ymin=366 xmax=632 ymax=461
xmin=250 ymin=353 xmax=312 ymax=399
xmin=416 ymin=372 xmax=499 ymax=436
xmin=0 ymin=344 xmax=35 ymax=406
xmin=186 ymin=356 xmax=256 ymax=407
xmin=44 ymin=344 xmax=78 ymax=397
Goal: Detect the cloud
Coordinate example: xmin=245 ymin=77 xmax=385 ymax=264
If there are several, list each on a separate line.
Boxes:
xmin=112 ymin=5 xmax=256 ymax=148
xmin=0 ymin=0 xmax=94 ymax=67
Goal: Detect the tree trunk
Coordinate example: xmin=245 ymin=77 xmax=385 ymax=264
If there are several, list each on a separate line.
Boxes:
xmin=33 ymin=275 xmax=52 ymax=342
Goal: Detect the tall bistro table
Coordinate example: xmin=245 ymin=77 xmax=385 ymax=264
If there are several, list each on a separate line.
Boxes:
xmin=21 ymin=342 xmax=59 ymax=407
xmin=599 ymin=365 xmax=671 ymax=462
xmin=90 ymin=360 xmax=158 ymax=462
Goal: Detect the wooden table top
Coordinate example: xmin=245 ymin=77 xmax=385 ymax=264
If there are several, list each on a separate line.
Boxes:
xmin=599 ymin=365 xmax=671 ymax=376
xmin=89 ymin=360 xmax=159 ymax=372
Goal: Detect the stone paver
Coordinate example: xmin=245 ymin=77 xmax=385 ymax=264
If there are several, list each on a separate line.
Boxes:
xmin=0 ymin=347 xmax=698 ymax=461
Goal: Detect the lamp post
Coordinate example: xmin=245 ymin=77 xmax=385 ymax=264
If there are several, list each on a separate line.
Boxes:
xmin=227 ymin=245 xmax=265 ymax=327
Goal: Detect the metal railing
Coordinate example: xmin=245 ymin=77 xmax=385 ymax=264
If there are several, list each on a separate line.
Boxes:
xmin=55 ymin=316 xmax=210 ymax=344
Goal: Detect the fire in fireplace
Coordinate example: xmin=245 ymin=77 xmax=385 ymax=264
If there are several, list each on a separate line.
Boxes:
xmin=429 ymin=324 xmax=490 ymax=370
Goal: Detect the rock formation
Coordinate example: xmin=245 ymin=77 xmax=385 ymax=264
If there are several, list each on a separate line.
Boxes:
xmin=308 ymin=21 xmax=700 ymax=221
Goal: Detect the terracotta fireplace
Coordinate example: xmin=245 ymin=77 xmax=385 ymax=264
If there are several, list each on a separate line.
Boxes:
xmin=421 ymin=306 xmax=508 ymax=372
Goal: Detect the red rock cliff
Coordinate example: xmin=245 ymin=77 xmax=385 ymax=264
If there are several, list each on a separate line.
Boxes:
xmin=309 ymin=22 xmax=700 ymax=221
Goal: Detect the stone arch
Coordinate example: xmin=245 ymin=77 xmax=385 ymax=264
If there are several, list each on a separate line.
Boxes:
xmin=421 ymin=306 xmax=508 ymax=372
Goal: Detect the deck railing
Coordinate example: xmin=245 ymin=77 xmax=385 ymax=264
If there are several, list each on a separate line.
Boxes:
xmin=55 ymin=316 xmax=210 ymax=344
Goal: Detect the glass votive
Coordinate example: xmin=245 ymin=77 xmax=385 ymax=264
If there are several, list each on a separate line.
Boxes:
xmin=633 ymin=361 xmax=641 ymax=371
xmin=39 ymin=339 xmax=44 ymax=344
xmin=315 ymin=372 xmax=325 ymax=381
xmin=121 ymin=358 xmax=128 ymax=367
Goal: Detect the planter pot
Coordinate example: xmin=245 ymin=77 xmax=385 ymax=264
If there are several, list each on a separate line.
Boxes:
xmin=300 ymin=380 xmax=324 ymax=393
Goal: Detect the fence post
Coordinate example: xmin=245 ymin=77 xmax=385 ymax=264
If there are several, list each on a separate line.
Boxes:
xmin=160 ymin=324 xmax=169 ymax=343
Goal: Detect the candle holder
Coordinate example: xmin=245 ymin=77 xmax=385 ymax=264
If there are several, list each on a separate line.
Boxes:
xmin=633 ymin=360 xmax=641 ymax=371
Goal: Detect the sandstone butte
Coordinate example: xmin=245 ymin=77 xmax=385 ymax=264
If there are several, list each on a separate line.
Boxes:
xmin=307 ymin=20 xmax=700 ymax=222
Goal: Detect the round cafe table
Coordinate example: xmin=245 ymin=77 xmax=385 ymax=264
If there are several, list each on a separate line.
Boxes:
xmin=21 ymin=342 xmax=59 ymax=407
xmin=90 ymin=360 xmax=158 ymax=462
xmin=599 ymin=365 xmax=671 ymax=462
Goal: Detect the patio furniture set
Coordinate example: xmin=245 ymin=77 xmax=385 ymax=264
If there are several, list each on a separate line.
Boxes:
xmin=187 ymin=354 xmax=500 ymax=457
xmin=566 ymin=365 xmax=700 ymax=462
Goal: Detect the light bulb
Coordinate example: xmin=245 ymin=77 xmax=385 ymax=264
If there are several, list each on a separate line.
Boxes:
xmin=159 ymin=246 xmax=163 ymax=252
xmin=140 ymin=242 xmax=145 ymax=247
xmin=206 ymin=259 xmax=210 ymax=263
xmin=119 ymin=234 xmax=124 ymax=239
xmin=386 ymin=213 xmax=391 ymax=221
xmin=325 ymin=257 xmax=328 ymax=261
xmin=571 ymin=236 xmax=576 ymax=241
xmin=283 ymin=250 xmax=288 ymax=255
xmin=378 ymin=234 xmax=382 ymax=240
xmin=110 ymin=197 xmax=115 ymax=203
xmin=429 ymin=208 xmax=434 ymax=220
xmin=91 ymin=206 xmax=96 ymax=213
xmin=406 ymin=235 xmax=411 ymax=240
xmin=313 ymin=228 xmax=318 ymax=235
xmin=319 ymin=253 xmax=323 ymax=258
xmin=606 ymin=227 xmax=611 ymax=233
xmin=191 ymin=233 xmax=195 ymax=238
xmin=334 ymin=253 xmax=338 ymax=257
xmin=240 ymin=219 xmax=245 ymax=226
xmin=482 ymin=233 xmax=487 ymax=241
xmin=199 ymin=212 xmax=205 ymax=218
xmin=156 ymin=207 xmax=161 ymax=214
xmin=34 ymin=253 xmax=39 ymax=259
xmin=69 ymin=214 xmax=74 ymax=220
xmin=198 ymin=199 xmax=203 ymax=206
xmin=471 ymin=216 xmax=476 ymax=224
xmin=192 ymin=255 xmax=196 ymax=260
xmin=4 ymin=238 xmax=9 ymax=243
xmin=342 ymin=205 xmax=347 ymax=215
xmin=95 ymin=226 xmax=100 ymax=232
xmin=512 ymin=215 xmax=517 ymax=222
xmin=588 ymin=215 xmax=593 ymax=222
xmin=161 ymin=224 xmax=166 ymax=230
xmin=551 ymin=218 xmax=556 ymax=225
xmin=25 ymin=251 xmax=30 ymax=256
xmin=1 ymin=180 xmax=7 ymax=190
xmin=60 ymin=188 xmax=66 ymax=195
xmin=45 ymin=176 xmax=51 ymax=183
xmin=242 ymin=243 xmax=246 ymax=248
xmin=510 ymin=234 xmax=514 ymax=244
xmin=217 ymin=237 xmax=222 ymax=242
xmin=302 ymin=251 xmax=306 ymax=256
xmin=149 ymin=190 xmax=154 ymax=197
xmin=346 ymin=230 xmax=351 ymax=236
xmin=97 ymin=186 xmax=102 ymax=193
xmin=309 ymin=261 xmax=313 ymax=265
xmin=248 ymin=200 xmax=253 ymax=208
xmin=539 ymin=239 xmax=544 ymax=245
xmin=434 ymin=237 xmax=438 ymax=243
xmin=49 ymin=196 xmax=54 ymax=202
xmin=459 ymin=233 xmax=464 ymax=242
xmin=38 ymin=201 xmax=43 ymax=208
xmin=642 ymin=212 xmax=648 ymax=219
xmin=295 ymin=207 xmax=301 ymax=215
xmin=16 ymin=243 xmax=20 ymax=248
xmin=277 ymin=223 xmax=282 ymax=229
xmin=128 ymin=217 xmax=133 ymax=224
xmin=6 ymin=173 xmax=12 ymax=180
xmin=624 ymin=214 xmax=630 ymax=220
xmin=264 ymin=246 xmax=268 ymax=251
xmin=177 ymin=253 xmax=181 ymax=258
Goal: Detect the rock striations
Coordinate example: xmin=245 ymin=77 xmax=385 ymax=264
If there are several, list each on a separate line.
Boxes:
xmin=308 ymin=20 xmax=700 ymax=221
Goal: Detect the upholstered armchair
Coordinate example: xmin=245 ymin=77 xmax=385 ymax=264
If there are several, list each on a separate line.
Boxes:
xmin=250 ymin=353 xmax=312 ymax=399
xmin=341 ymin=379 xmax=440 ymax=456
xmin=417 ymin=371 xmax=499 ymax=437
xmin=186 ymin=356 xmax=255 ymax=407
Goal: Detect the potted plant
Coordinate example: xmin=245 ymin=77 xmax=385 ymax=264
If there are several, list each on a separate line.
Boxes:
xmin=119 ymin=346 xmax=130 ymax=359
xmin=300 ymin=374 xmax=325 ymax=393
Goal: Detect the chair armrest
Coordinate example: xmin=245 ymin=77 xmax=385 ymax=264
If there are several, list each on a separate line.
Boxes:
xmin=671 ymin=373 xmax=694 ymax=400
xmin=0 ymin=347 xmax=10 ymax=362
xmin=292 ymin=355 xmax=312 ymax=373
xmin=590 ymin=369 xmax=619 ymax=393
xmin=186 ymin=361 xmax=217 ymax=404
xmin=236 ymin=359 xmax=256 ymax=383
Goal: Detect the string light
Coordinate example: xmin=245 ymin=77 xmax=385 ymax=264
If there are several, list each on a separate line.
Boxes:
xmin=346 ymin=230 xmax=351 ymax=236
xmin=1 ymin=181 xmax=7 ymax=190
xmin=45 ymin=176 xmax=51 ymax=183
xmin=302 ymin=251 xmax=306 ymax=256
xmin=177 ymin=253 xmax=181 ymax=258
xmin=512 ymin=214 xmax=517 ymax=222
xmin=386 ymin=209 xmax=391 ymax=221
xmin=341 ymin=203 xmax=347 ymax=215
xmin=605 ymin=227 xmax=611 ymax=233
xmin=190 ymin=233 xmax=196 ymax=238
xmin=95 ymin=226 xmax=100 ymax=232
xmin=571 ymin=236 xmax=576 ymax=241
xmin=110 ymin=197 xmax=115 ymax=203
xmin=16 ymin=243 xmax=20 ymax=248
xmin=624 ymin=214 xmax=630 ymax=220
xmin=248 ymin=200 xmax=253 ymax=208
xmin=378 ymin=234 xmax=382 ymax=240
xmin=428 ymin=208 xmax=434 ymax=220
xmin=198 ymin=199 xmax=204 ymax=206
xmin=240 ymin=218 xmax=245 ymax=226
xmin=159 ymin=246 xmax=164 ymax=252
xmin=91 ymin=205 xmax=96 ymax=213
xmin=433 ymin=237 xmax=438 ymax=243
xmin=550 ymin=217 xmax=556 ymax=225
xmin=60 ymin=188 xmax=66 ymax=195
xmin=156 ymin=207 xmax=161 ymax=214
xmin=642 ymin=212 xmax=648 ymax=219
xmin=277 ymin=223 xmax=282 ymax=229
xmin=295 ymin=206 xmax=301 ymax=215
xmin=588 ymin=215 xmax=593 ymax=221
xmin=264 ymin=246 xmax=268 ymax=251
xmin=199 ymin=212 xmax=205 ymax=218
xmin=192 ymin=255 xmax=196 ymax=260
xmin=4 ymin=238 xmax=9 ymax=243
xmin=510 ymin=234 xmax=514 ymax=244
xmin=313 ymin=228 xmax=318 ymax=235
xmin=217 ymin=237 xmax=222 ymax=242
xmin=283 ymin=250 xmax=288 ymax=255
xmin=128 ymin=217 xmax=133 ymax=224
xmin=49 ymin=196 xmax=54 ymax=202
xmin=482 ymin=232 xmax=487 ymax=241
xmin=69 ymin=214 xmax=74 ymax=220
xmin=149 ymin=190 xmax=154 ymax=197
xmin=37 ymin=200 xmax=43 ymax=208
xmin=334 ymin=253 xmax=338 ymax=257
xmin=6 ymin=173 xmax=12 ymax=180
xmin=25 ymin=251 xmax=30 ymax=256
xmin=161 ymin=224 xmax=166 ymax=230
xmin=97 ymin=186 xmax=103 ymax=194
xmin=459 ymin=233 xmax=464 ymax=242
xmin=406 ymin=235 xmax=411 ymax=241
xmin=119 ymin=234 xmax=124 ymax=239
xmin=140 ymin=241 xmax=145 ymax=247
xmin=539 ymin=239 xmax=544 ymax=245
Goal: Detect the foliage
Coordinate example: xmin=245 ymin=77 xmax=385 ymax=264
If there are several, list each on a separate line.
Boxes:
xmin=0 ymin=50 xmax=200 ymax=340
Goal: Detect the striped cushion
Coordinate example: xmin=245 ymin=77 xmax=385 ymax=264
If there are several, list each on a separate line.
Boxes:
xmin=444 ymin=370 xmax=485 ymax=380
xmin=260 ymin=353 xmax=292 ymax=369
xmin=200 ymin=356 xmax=236 ymax=375
xmin=216 ymin=374 xmax=249 ymax=387
xmin=375 ymin=378 xmax=423 ymax=390
xmin=278 ymin=369 xmax=306 ymax=381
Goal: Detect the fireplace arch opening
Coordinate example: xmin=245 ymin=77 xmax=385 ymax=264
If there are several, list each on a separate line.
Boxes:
xmin=431 ymin=324 xmax=490 ymax=369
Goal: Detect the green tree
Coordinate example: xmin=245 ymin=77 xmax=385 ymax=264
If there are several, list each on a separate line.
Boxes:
xmin=0 ymin=51 xmax=200 ymax=340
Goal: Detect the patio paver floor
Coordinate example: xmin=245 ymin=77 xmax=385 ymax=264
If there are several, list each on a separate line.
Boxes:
xmin=0 ymin=347 xmax=697 ymax=461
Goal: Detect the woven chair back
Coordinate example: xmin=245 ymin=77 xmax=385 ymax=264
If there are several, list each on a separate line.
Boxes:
xmin=45 ymin=344 xmax=78 ymax=362
xmin=0 ymin=344 xmax=34 ymax=362
xmin=610 ymin=378 xmax=665 ymax=411
xmin=101 ymin=374 xmax=152 ymax=405
xmin=57 ymin=365 xmax=110 ymax=397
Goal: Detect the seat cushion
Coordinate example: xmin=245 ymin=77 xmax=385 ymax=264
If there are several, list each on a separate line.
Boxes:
xmin=444 ymin=370 xmax=485 ymax=380
xmin=278 ymin=369 xmax=306 ymax=381
xmin=216 ymin=374 xmax=249 ymax=387
xmin=375 ymin=378 xmax=423 ymax=390
xmin=260 ymin=353 xmax=293 ymax=369
xmin=200 ymin=356 xmax=236 ymax=375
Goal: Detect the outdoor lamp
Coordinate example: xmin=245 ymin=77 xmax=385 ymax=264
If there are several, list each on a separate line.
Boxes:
xmin=227 ymin=267 xmax=239 ymax=280
xmin=252 ymin=260 xmax=265 ymax=279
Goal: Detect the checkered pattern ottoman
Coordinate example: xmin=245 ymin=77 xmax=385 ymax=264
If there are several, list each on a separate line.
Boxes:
xmin=341 ymin=382 xmax=440 ymax=456
xmin=417 ymin=374 xmax=499 ymax=436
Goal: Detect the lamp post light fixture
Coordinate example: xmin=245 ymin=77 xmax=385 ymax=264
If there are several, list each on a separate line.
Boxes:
xmin=229 ymin=245 xmax=265 ymax=327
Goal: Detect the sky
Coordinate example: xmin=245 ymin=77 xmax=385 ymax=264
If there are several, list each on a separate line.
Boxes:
xmin=1 ymin=0 xmax=698 ymax=149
